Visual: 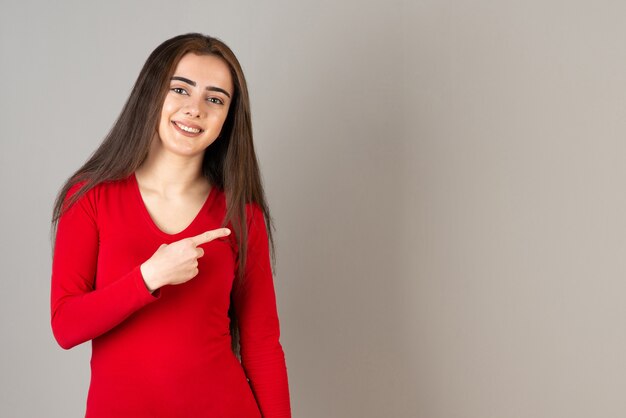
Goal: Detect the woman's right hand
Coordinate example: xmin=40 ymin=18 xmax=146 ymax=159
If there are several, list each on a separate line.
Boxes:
xmin=140 ymin=228 xmax=231 ymax=292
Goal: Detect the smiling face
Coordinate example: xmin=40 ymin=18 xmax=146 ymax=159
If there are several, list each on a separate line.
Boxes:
xmin=156 ymin=52 xmax=234 ymax=157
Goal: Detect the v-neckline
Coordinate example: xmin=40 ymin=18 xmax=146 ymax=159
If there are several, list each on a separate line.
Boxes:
xmin=130 ymin=171 xmax=217 ymax=239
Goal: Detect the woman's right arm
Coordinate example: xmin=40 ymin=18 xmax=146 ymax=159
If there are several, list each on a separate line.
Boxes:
xmin=50 ymin=182 xmax=161 ymax=350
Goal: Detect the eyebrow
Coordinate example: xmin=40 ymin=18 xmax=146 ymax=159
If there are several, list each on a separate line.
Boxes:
xmin=170 ymin=76 xmax=232 ymax=98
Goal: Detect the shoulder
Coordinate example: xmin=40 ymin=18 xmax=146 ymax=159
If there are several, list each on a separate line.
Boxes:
xmin=61 ymin=177 xmax=127 ymax=219
xmin=63 ymin=179 xmax=103 ymax=206
xmin=245 ymin=201 xmax=265 ymax=229
xmin=64 ymin=176 xmax=130 ymax=202
xmin=63 ymin=180 xmax=94 ymax=208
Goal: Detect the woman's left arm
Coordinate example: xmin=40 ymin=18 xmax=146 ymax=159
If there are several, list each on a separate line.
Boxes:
xmin=232 ymin=203 xmax=292 ymax=418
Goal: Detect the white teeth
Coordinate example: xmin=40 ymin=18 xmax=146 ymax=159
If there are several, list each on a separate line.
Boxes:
xmin=175 ymin=122 xmax=201 ymax=133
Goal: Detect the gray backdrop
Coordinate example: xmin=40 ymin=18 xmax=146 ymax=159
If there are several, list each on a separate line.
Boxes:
xmin=2 ymin=0 xmax=626 ymax=417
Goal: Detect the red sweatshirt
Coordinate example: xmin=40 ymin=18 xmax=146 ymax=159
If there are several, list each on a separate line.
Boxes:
xmin=50 ymin=172 xmax=291 ymax=418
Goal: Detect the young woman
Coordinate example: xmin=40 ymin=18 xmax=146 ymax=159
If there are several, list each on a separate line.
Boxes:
xmin=49 ymin=33 xmax=291 ymax=418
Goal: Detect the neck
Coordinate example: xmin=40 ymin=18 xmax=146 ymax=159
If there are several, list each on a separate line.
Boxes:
xmin=135 ymin=135 xmax=208 ymax=196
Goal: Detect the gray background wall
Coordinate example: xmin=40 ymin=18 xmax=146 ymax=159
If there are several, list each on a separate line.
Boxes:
xmin=2 ymin=0 xmax=625 ymax=417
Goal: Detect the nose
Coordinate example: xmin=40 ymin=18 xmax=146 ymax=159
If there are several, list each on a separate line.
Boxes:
xmin=183 ymin=95 xmax=204 ymax=118
xmin=184 ymin=105 xmax=200 ymax=118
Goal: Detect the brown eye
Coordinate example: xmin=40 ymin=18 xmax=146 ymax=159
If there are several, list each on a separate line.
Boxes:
xmin=207 ymin=97 xmax=224 ymax=105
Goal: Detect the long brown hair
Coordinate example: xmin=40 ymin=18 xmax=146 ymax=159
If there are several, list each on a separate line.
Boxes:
xmin=49 ymin=33 xmax=276 ymax=360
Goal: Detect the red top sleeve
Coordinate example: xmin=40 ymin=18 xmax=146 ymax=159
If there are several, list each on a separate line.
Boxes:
xmin=232 ymin=203 xmax=292 ymax=418
xmin=50 ymin=182 xmax=161 ymax=350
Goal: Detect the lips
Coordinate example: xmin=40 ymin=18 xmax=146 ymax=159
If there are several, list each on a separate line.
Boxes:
xmin=171 ymin=120 xmax=204 ymax=136
xmin=173 ymin=120 xmax=203 ymax=131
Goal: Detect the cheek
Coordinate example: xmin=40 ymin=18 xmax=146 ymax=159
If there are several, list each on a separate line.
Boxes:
xmin=157 ymin=115 xmax=169 ymax=136
xmin=206 ymin=110 xmax=227 ymax=126
xmin=158 ymin=102 xmax=176 ymax=127
xmin=157 ymin=112 xmax=173 ymax=137
xmin=160 ymin=96 xmax=178 ymax=115
xmin=218 ymin=106 xmax=231 ymax=124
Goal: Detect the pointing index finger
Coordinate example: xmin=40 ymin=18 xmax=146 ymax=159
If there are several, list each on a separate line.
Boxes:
xmin=189 ymin=228 xmax=231 ymax=246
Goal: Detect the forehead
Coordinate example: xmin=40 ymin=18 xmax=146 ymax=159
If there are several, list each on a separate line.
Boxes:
xmin=172 ymin=53 xmax=233 ymax=93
